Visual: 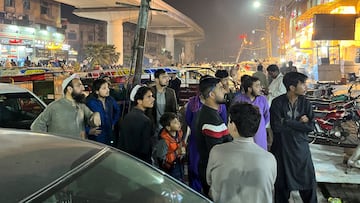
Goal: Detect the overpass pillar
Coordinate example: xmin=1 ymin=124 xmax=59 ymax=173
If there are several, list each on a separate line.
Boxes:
xmin=184 ymin=41 xmax=195 ymax=64
xmin=107 ymin=19 xmax=124 ymax=65
xmin=165 ymin=34 xmax=175 ymax=63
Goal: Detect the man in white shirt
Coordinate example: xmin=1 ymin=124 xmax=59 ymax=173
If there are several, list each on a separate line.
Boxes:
xmin=265 ymin=64 xmax=287 ymax=150
xmin=266 ymin=64 xmax=286 ymax=106
xmin=207 ymin=103 xmax=277 ymax=203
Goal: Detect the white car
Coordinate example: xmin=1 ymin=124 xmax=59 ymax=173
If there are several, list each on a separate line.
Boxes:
xmin=0 ymin=83 xmax=46 ymax=129
xmin=0 ymin=129 xmax=211 ymax=203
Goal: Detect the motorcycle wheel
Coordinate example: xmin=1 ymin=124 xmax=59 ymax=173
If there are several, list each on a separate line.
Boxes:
xmin=308 ymin=132 xmax=318 ymax=144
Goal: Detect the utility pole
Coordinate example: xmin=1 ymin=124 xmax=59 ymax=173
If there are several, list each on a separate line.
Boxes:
xmin=236 ymin=37 xmax=247 ymax=63
xmin=131 ymin=0 xmax=151 ymax=85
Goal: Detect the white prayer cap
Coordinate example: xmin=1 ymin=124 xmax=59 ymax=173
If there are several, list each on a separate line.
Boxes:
xmin=130 ymin=84 xmax=143 ymax=102
xmin=62 ymin=74 xmax=80 ymax=93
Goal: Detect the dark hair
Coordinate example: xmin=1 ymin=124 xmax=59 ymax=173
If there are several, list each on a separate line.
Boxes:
xmin=159 ymin=112 xmax=178 ymax=128
xmin=266 ymin=64 xmax=279 ymax=72
xmin=242 ymin=76 xmax=259 ymax=93
xmin=283 ymin=72 xmax=308 ymax=91
xmin=215 ymin=70 xmax=229 ymax=79
xmin=99 ymin=73 xmax=109 ymax=80
xmin=92 ymin=79 xmax=108 ymax=98
xmin=199 ymin=76 xmax=220 ymax=99
xmin=257 ymin=64 xmax=263 ymax=71
xmin=240 ymin=75 xmax=252 ymax=92
xmin=200 ymin=74 xmax=213 ymax=82
xmin=134 ymin=86 xmax=153 ymax=106
xmin=229 ymin=102 xmax=261 ymax=138
xmin=154 ymin=69 xmax=166 ymax=78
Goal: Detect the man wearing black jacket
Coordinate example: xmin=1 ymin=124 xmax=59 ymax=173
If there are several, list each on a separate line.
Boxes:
xmin=147 ymin=69 xmax=178 ymax=138
xmin=194 ymin=76 xmax=233 ymax=197
xmin=119 ymin=86 xmax=155 ymax=164
xmin=270 ymin=72 xmax=317 ymax=203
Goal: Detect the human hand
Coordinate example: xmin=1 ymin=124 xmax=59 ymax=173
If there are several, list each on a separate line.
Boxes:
xmin=300 ymin=115 xmax=309 ymax=123
xmin=89 ymin=127 xmax=102 ymax=136
xmin=93 ymin=112 xmax=101 ymax=127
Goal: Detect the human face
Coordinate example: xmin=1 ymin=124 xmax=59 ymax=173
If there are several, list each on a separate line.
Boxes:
xmin=250 ymin=80 xmax=262 ymax=96
xmin=168 ymin=118 xmax=181 ymax=132
xmin=71 ymin=79 xmax=85 ymax=93
xmin=220 ymin=77 xmax=229 ymax=91
xmin=138 ymin=90 xmax=155 ymax=109
xmin=70 ymin=79 xmax=86 ymax=103
xmin=96 ymin=82 xmax=110 ymax=98
xmin=211 ymin=82 xmax=226 ymax=104
xmin=293 ymin=81 xmax=307 ymax=96
xmin=267 ymin=71 xmax=275 ymax=79
xmin=156 ymin=73 xmax=169 ymax=87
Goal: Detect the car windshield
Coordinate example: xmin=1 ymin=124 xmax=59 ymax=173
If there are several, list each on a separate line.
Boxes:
xmin=0 ymin=92 xmax=45 ymax=129
xmin=40 ymin=150 xmax=210 ymax=203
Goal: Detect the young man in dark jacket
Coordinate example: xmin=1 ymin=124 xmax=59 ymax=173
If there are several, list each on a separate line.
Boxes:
xmin=147 ymin=69 xmax=178 ymax=138
xmin=119 ymin=86 xmax=155 ymax=164
xmin=270 ymin=72 xmax=317 ymax=203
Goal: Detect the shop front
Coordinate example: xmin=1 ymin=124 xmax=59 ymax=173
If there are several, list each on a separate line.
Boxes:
xmin=0 ymin=24 xmax=69 ymax=67
xmin=293 ymin=1 xmax=360 ymax=82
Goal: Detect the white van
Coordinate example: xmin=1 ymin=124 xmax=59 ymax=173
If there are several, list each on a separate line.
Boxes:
xmin=0 ymin=83 xmax=46 ymax=129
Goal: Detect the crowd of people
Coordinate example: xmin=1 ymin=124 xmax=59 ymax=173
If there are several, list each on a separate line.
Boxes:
xmin=30 ymin=62 xmax=317 ymax=203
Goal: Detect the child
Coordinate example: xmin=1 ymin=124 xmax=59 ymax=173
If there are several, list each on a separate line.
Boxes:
xmin=156 ymin=112 xmax=186 ymax=182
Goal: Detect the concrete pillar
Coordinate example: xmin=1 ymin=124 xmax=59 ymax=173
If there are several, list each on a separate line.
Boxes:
xmin=107 ymin=19 xmax=123 ymax=65
xmin=184 ymin=41 xmax=195 ymax=64
xmin=165 ymin=34 xmax=175 ymax=62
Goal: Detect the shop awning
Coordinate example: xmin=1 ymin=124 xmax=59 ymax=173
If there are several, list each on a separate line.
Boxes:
xmin=297 ymin=0 xmax=358 ymax=21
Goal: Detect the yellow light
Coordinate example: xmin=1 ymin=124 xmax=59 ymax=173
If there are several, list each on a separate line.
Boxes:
xmin=330 ymin=6 xmax=356 ymax=14
xmin=46 ymin=43 xmax=62 ymax=50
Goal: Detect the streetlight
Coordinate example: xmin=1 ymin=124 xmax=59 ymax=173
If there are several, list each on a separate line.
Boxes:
xmin=252 ymin=1 xmax=285 ymax=60
xmin=253 ymin=1 xmax=261 ymax=8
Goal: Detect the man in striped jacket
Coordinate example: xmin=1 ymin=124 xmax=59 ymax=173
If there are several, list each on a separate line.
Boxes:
xmin=194 ymin=76 xmax=233 ymax=198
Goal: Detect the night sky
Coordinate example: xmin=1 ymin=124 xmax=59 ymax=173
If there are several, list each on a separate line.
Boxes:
xmin=164 ymin=0 xmax=265 ymax=62
xmin=62 ymin=0 xmax=267 ymax=62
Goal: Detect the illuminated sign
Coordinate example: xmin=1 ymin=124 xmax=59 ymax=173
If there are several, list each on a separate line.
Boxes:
xmin=9 ymin=39 xmax=23 ymax=44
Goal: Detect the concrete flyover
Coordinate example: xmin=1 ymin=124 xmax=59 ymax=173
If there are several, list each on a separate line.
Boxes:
xmin=55 ymin=0 xmax=205 ymax=65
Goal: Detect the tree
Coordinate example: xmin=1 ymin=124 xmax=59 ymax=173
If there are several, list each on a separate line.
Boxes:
xmin=84 ymin=44 xmax=120 ymax=68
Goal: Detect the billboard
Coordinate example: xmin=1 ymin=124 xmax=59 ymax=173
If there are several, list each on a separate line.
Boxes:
xmin=312 ymin=14 xmax=356 ymax=40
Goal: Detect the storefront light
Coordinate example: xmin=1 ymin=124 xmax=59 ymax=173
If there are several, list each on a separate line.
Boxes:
xmin=40 ymin=30 xmax=48 ymax=35
xmin=17 ymin=46 xmax=25 ymax=51
xmin=62 ymin=44 xmax=70 ymax=51
xmin=331 ymin=6 xmax=356 ymax=14
xmin=25 ymin=27 xmax=35 ymax=34
xmin=321 ymin=46 xmax=327 ymax=54
xmin=53 ymin=33 xmax=62 ymax=38
xmin=290 ymin=39 xmax=295 ymax=46
xmin=9 ymin=25 xmax=19 ymax=33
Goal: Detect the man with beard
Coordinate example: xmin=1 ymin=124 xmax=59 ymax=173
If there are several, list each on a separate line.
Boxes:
xmin=270 ymin=72 xmax=317 ymax=203
xmin=232 ymin=75 xmax=270 ymax=150
xmin=266 ymin=64 xmax=286 ymax=106
xmin=31 ymin=74 xmax=101 ymax=138
xmin=147 ymin=69 xmax=178 ymax=142
xmin=194 ymin=76 xmax=233 ymax=197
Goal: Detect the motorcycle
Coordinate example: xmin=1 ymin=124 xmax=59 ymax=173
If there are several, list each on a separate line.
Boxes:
xmin=308 ymin=83 xmax=360 ymax=147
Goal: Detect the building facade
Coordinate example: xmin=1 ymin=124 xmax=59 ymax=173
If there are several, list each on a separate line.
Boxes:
xmin=0 ymin=0 xmax=69 ymax=67
xmin=64 ymin=18 xmax=107 ymax=62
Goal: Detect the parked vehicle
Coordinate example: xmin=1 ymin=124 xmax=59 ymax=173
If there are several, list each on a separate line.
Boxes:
xmin=308 ymin=82 xmax=360 ymax=147
xmin=0 ymin=83 xmax=46 ymax=129
xmin=0 ymin=129 xmax=211 ymax=203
